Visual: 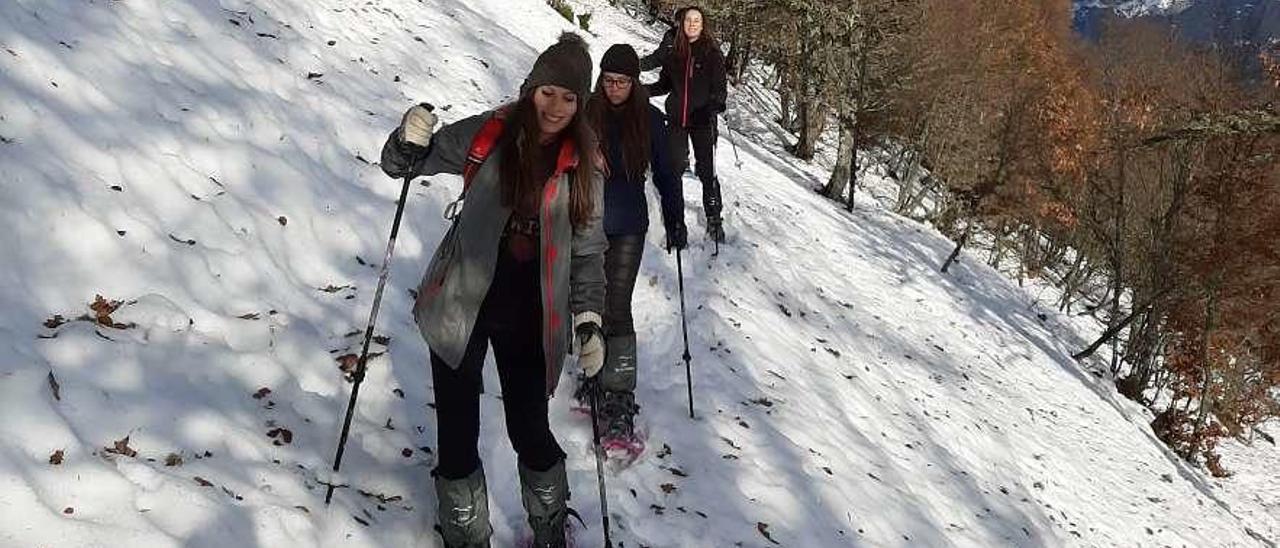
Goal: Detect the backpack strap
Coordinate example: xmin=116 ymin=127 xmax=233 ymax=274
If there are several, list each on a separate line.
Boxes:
xmin=444 ymin=106 xmax=509 ymax=220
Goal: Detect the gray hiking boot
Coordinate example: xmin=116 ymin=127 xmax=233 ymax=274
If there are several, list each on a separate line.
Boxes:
xmin=600 ymin=334 xmax=638 ymax=393
xmin=518 ymin=459 xmax=570 ymax=548
xmin=433 ymin=467 xmax=493 ymax=548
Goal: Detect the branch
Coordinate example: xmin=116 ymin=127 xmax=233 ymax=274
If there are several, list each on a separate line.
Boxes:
xmin=1142 ymin=108 xmax=1280 ymax=146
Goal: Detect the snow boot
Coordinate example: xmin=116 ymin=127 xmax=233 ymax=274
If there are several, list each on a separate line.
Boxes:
xmin=433 ymin=467 xmax=493 ymax=548
xmin=600 ymin=390 xmax=640 ymax=441
xmin=518 ymin=458 xmax=570 ymax=548
xmin=702 ymin=177 xmax=725 ymax=243
xmin=600 ymin=334 xmax=638 ymax=394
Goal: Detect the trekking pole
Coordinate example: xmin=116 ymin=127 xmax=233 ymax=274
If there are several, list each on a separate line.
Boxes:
xmin=723 ymin=114 xmax=743 ymax=169
xmin=588 ymin=380 xmax=615 ymax=547
xmin=325 ymin=104 xmax=433 ymax=505
xmin=676 ymin=249 xmax=694 ymax=419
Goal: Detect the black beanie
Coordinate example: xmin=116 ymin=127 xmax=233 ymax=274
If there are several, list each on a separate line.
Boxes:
xmin=520 ymin=32 xmax=592 ymax=100
xmin=600 ymin=44 xmax=640 ymax=79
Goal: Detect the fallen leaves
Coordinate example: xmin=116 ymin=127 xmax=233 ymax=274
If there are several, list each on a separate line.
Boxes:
xmin=49 ymin=449 xmax=64 ymax=465
xmin=336 ymin=354 xmax=359 ymax=381
xmin=194 ymin=476 xmax=213 ymax=487
xmin=252 ymin=387 xmax=272 ymax=400
xmin=104 ymin=436 xmax=137 ymax=458
xmin=266 ymin=427 xmax=293 ymax=445
xmin=44 ymin=295 xmax=140 ymax=336
xmin=758 ymin=522 xmax=780 ymax=545
xmin=90 ymin=295 xmax=133 ymax=328
xmin=660 ymin=483 xmax=677 ymax=494
xmin=336 ymin=352 xmax=382 ymax=382
xmin=656 ymin=444 xmax=672 ymax=459
xmin=164 ymin=453 xmax=184 ymax=467
xmin=48 ymin=371 xmax=61 ymax=401
xmin=357 ymin=489 xmax=403 ymax=505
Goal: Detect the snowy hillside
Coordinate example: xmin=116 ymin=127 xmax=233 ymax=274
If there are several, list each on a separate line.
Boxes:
xmin=1 ymin=0 xmax=1277 ymax=547
xmin=1074 ymin=0 xmax=1193 ymax=17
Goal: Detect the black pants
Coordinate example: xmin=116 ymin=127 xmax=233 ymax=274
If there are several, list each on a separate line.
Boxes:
xmin=668 ymin=122 xmax=722 ymax=217
xmin=603 ymin=234 xmax=645 ymax=338
xmin=430 ymin=240 xmax=564 ymax=480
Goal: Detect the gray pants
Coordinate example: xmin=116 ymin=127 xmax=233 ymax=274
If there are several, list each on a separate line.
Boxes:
xmin=602 ymin=234 xmax=644 ymax=392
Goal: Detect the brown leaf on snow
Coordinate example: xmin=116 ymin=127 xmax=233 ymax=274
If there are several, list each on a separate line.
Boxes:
xmin=104 ymin=436 xmax=137 ymax=458
xmin=84 ymin=295 xmax=136 ymax=329
xmin=44 ymin=314 xmax=68 ymax=329
xmin=90 ymin=295 xmax=123 ymax=325
xmin=267 ymin=428 xmax=293 ymax=445
xmin=63 ymin=507 xmax=74 ymax=514
xmin=757 ymin=522 xmax=780 ymax=545
xmin=660 ymin=483 xmax=677 ymax=494
xmin=193 ymin=476 xmax=213 ymax=487
xmin=252 ymin=387 xmax=272 ymax=400
xmin=336 ymin=354 xmax=362 ymax=382
xmin=336 ymin=354 xmax=359 ymax=377
xmin=49 ymin=449 xmax=64 ymax=465
xmin=164 ymin=453 xmax=184 ymax=467
xmin=48 ymin=371 xmax=61 ymax=401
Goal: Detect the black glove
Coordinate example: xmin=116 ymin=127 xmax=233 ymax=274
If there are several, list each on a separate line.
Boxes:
xmin=666 ymin=221 xmax=688 ymax=252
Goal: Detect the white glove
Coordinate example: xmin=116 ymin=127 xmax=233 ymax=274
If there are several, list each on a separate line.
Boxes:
xmin=398 ymin=103 xmax=437 ymax=148
xmin=574 ymin=312 xmax=605 ymax=378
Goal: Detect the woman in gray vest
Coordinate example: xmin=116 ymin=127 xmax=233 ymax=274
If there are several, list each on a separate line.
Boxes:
xmin=381 ymin=32 xmax=606 ymax=548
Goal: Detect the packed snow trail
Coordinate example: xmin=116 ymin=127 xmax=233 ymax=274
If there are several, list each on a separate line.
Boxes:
xmin=0 ymin=0 xmax=1275 ymax=546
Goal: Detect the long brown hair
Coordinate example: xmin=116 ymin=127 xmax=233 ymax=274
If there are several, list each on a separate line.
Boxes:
xmin=498 ymin=91 xmax=597 ymax=228
xmin=586 ymin=74 xmax=651 ymax=180
xmin=674 ymin=6 xmax=718 ymax=60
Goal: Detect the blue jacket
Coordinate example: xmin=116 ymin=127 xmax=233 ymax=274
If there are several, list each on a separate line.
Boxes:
xmin=601 ymin=105 xmax=684 ymax=236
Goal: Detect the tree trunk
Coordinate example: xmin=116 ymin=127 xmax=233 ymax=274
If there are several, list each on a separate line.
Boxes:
xmin=1057 ymin=252 xmax=1086 ymax=312
xmin=735 ymin=40 xmax=752 ymax=83
xmin=1073 ymin=293 xmax=1165 ymax=361
xmin=988 ymin=222 xmax=1008 ymax=268
xmin=725 ymin=10 xmax=743 ymax=83
xmin=902 ymin=174 xmax=937 ymax=219
xmin=824 ymin=113 xmax=855 ymax=200
xmin=844 ymin=112 xmax=860 ymax=212
xmin=794 ymin=100 xmax=827 ymax=160
xmin=941 ymin=224 xmax=971 ymax=274
xmin=1191 ymin=277 xmax=1222 ymax=453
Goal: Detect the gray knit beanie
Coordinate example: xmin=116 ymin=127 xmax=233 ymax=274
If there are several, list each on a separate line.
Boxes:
xmin=519 ymin=32 xmax=592 ymax=100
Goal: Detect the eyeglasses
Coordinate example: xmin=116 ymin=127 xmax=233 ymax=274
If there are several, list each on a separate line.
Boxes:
xmin=602 ymin=77 xmax=633 ymax=89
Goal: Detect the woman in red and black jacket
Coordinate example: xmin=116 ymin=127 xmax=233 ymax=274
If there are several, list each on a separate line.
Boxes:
xmin=646 ymin=6 xmax=729 ymax=243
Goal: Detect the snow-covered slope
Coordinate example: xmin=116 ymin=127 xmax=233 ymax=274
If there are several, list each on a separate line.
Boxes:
xmin=1075 ymin=0 xmax=1194 ymax=17
xmin=1 ymin=0 xmax=1276 ymax=546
